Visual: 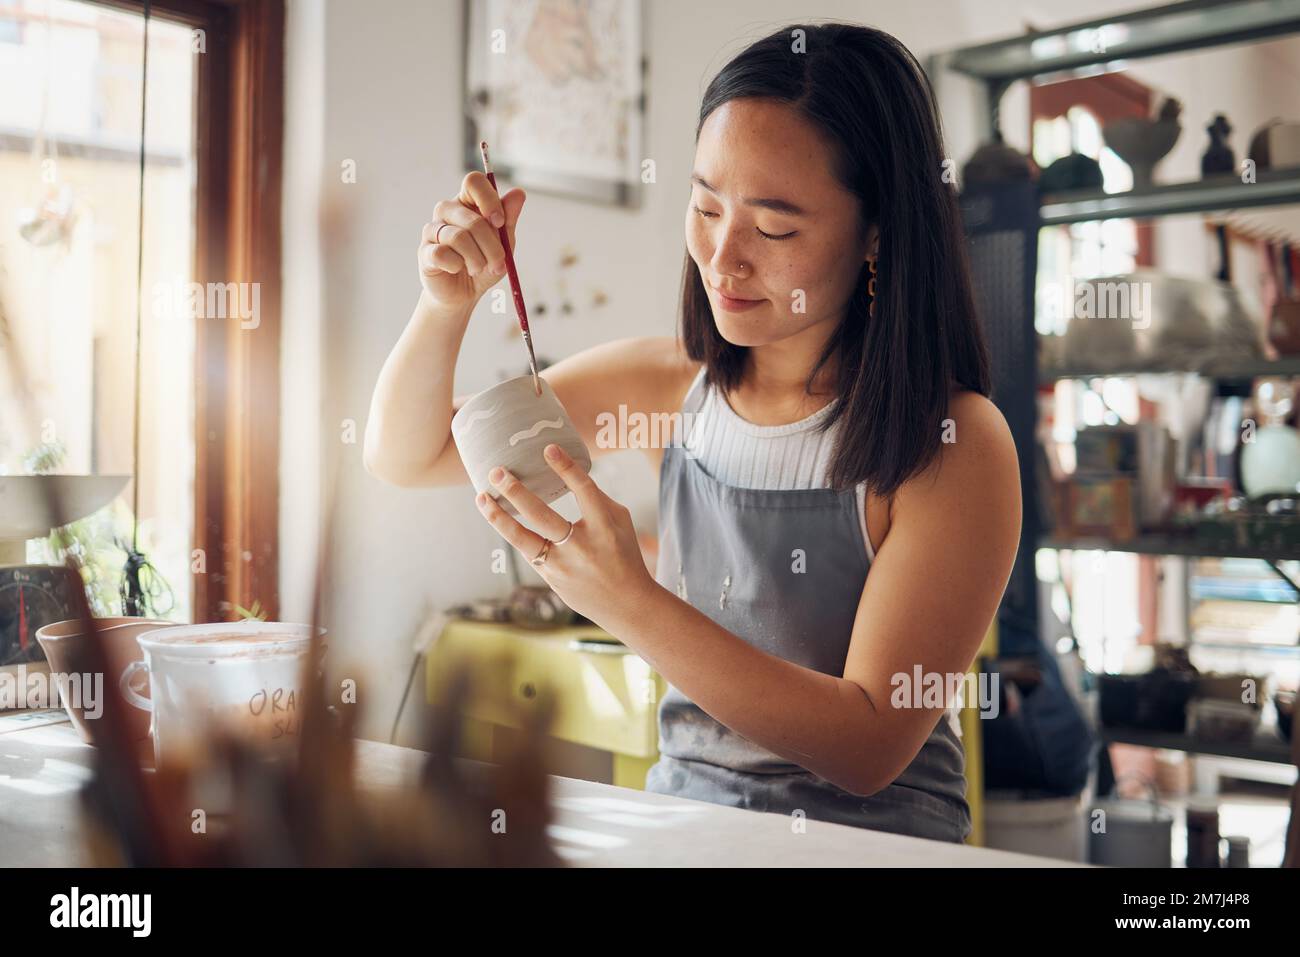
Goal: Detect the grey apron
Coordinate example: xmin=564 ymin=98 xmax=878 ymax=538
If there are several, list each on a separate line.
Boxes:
xmin=644 ymin=377 xmax=973 ymax=843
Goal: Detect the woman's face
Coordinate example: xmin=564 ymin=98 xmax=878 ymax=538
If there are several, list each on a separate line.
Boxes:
xmin=686 ymin=97 xmax=873 ymax=349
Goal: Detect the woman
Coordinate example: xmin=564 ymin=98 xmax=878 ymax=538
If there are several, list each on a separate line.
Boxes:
xmin=365 ymin=22 xmax=1021 ymax=843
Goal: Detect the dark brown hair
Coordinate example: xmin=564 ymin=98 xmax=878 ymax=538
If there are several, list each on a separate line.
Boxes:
xmin=679 ymin=22 xmax=991 ymax=497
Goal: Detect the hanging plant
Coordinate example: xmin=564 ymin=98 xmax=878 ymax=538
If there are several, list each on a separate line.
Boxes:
xmin=24 ymin=441 xmax=175 ymax=619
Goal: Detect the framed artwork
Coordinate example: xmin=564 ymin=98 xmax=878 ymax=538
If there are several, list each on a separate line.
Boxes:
xmin=463 ymin=0 xmax=646 ymax=207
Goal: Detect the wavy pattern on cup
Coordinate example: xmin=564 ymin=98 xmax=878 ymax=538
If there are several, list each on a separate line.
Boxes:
xmin=508 ymin=417 xmax=564 ymax=447
xmin=458 ymin=401 xmax=501 ymax=436
xmin=450 ymin=375 xmax=592 ymax=516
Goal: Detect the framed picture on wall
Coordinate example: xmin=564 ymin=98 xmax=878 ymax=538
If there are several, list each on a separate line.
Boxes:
xmin=462 ymin=0 xmax=647 ymax=207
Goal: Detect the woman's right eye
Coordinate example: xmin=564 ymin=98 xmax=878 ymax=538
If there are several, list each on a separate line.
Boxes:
xmin=692 ymin=204 xmax=719 ymax=219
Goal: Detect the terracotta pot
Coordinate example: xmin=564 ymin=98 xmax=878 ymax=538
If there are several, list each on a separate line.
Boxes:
xmin=35 ymin=616 xmax=173 ymax=744
xmin=1268 ymin=298 xmax=1300 ymax=356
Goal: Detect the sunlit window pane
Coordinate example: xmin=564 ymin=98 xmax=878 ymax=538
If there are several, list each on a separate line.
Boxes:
xmin=0 ymin=0 xmax=195 ymax=621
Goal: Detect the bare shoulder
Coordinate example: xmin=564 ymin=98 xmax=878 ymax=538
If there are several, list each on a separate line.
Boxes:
xmin=626 ymin=335 xmax=701 ymax=412
xmin=895 ymin=388 xmax=1021 ymax=518
xmin=548 ymin=335 xmax=697 ymax=409
xmin=945 ymin=389 xmax=1017 ymax=461
xmin=541 ymin=336 xmax=701 ymax=461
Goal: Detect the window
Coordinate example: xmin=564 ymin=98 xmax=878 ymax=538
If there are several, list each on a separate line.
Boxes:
xmin=0 ymin=0 xmax=22 ymax=44
xmin=1031 ymin=73 xmax=1158 ymax=665
xmin=1033 ymin=104 xmax=1141 ymax=338
xmin=1 ymin=0 xmax=285 ymax=624
xmin=0 ymin=0 xmax=196 ymax=619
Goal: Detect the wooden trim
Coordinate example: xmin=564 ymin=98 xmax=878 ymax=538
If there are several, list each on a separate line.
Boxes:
xmin=199 ymin=0 xmax=283 ymax=623
xmin=106 ymin=0 xmax=284 ymax=622
xmin=1029 ymin=72 xmax=1153 ymax=123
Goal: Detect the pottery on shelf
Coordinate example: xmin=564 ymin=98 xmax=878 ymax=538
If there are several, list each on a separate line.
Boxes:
xmin=1039 ymin=152 xmax=1104 ymax=194
xmin=960 ymin=132 xmax=1036 ymax=188
xmin=1240 ymin=425 xmax=1300 ymax=498
xmin=1201 ymin=114 xmax=1235 ymax=177
xmin=1059 ymin=270 xmax=1262 ymax=373
xmin=1103 ymin=97 xmax=1182 ymax=188
xmin=451 ymin=375 xmax=592 ymax=517
xmin=1248 ymin=118 xmax=1300 ymax=172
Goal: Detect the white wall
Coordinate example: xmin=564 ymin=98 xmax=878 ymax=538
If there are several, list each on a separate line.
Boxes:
xmin=280 ymin=0 xmax=1300 ymax=748
xmin=280 ymin=0 xmax=324 ymax=636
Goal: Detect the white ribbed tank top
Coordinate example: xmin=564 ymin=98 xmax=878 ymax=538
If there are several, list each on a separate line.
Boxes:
xmin=679 ymin=367 xmax=876 ymax=562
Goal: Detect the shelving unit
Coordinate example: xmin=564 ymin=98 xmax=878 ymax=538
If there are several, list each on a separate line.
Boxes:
xmin=1039 ymin=169 xmax=1300 ymax=225
xmin=1101 ymin=727 xmax=1294 ymax=765
xmin=932 ymin=0 xmax=1300 ymax=140
xmin=1044 ymin=358 xmax=1300 ymax=381
xmin=933 ymin=1 xmax=1300 ymax=831
xmin=1042 ymin=535 xmax=1298 ymax=563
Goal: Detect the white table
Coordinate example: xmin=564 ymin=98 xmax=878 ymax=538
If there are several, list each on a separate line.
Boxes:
xmin=0 ymin=717 xmax=1076 ymax=867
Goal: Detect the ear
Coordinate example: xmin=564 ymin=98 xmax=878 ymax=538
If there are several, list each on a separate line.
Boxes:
xmin=863 ymin=223 xmax=880 ymax=261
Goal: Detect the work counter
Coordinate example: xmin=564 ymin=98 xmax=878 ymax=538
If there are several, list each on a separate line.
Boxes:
xmin=0 ymin=716 xmax=1077 ymax=867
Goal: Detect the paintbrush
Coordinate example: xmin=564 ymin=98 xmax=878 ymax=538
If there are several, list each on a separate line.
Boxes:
xmin=478 ymin=141 xmax=541 ymax=396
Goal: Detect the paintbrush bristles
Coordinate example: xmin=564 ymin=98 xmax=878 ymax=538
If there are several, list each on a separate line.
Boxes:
xmin=479 ymin=140 xmax=493 ymax=174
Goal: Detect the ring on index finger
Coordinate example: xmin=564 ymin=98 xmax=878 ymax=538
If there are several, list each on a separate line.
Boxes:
xmin=433 ymin=221 xmax=451 ymax=244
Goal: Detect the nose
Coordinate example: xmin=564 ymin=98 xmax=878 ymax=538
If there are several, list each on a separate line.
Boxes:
xmin=710 ymin=223 xmax=750 ymax=280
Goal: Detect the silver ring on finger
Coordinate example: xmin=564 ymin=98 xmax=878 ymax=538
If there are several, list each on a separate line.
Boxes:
xmin=434 ymin=221 xmax=452 ymax=244
xmin=552 ymin=521 xmax=575 ymax=546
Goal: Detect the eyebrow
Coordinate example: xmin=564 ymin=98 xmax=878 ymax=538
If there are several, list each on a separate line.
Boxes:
xmin=691 ymin=173 xmax=808 ymax=217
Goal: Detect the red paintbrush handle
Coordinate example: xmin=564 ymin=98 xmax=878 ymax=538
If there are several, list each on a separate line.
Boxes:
xmin=484 ymin=170 xmax=529 ymax=334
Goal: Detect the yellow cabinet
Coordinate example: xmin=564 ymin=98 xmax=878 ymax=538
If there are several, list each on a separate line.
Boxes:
xmin=426 ymin=619 xmax=665 ymax=788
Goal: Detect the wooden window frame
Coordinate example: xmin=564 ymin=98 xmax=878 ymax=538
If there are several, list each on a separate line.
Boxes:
xmin=100 ymin=0 xmax=284 ymax=622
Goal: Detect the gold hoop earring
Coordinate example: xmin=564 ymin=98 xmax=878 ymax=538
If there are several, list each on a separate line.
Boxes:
xmin=867 ymin=258 xmax=878 ymax=318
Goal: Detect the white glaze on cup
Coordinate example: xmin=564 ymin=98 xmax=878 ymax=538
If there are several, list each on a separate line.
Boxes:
xmin=451 ymin=375 xmax=592 ymax=516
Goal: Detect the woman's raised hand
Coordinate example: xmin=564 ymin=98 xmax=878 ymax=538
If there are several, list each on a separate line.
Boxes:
xmin=418 ymin=171 xmax=527 ymax=315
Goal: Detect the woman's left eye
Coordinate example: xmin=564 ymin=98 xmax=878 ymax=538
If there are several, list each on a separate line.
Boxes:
xmin=694 ymin=204 xmax=794 ymax=240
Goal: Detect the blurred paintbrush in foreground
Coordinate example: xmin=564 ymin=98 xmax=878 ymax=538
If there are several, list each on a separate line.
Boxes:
xmin=77 ymin=658 xmax=563 ymax=867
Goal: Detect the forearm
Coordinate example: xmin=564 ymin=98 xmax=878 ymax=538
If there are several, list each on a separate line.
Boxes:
xmin=364 ymin=291 xmax=470 ymax=484
xmin=605 ymin=583 xmax=887 ymax=796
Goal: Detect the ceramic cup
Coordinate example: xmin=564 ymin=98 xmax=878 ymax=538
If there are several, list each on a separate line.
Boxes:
xmin=451 ymin=375 xmax=592 ymax=516
xmin=119 ymin=621 xmax=326 ymax=773
xmin=35 ymin=616 xmax=174 ymax=744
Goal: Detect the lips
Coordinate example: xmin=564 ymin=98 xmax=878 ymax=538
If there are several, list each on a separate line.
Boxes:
xmin=712 ymin=283 xmax=759 ymax=302
xmin=711 ymin=285 xmax=766 ymax=313
xmin=711 ymin=285 xmax=761 ymax=302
